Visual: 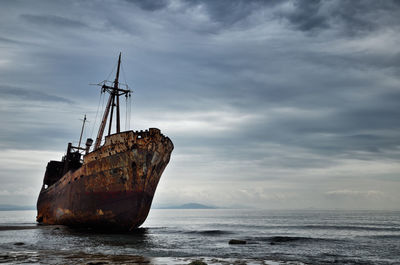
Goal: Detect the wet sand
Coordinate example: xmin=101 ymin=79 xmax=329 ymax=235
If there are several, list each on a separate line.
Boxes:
xmin=1 ymin=250 xmax=152 ymax=264
xmin=0 ymin=250 xmax=288 ymax=265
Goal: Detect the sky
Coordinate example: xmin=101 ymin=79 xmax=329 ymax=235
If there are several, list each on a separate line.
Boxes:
xmin=0 ymin=0 xmax=399 ymax=210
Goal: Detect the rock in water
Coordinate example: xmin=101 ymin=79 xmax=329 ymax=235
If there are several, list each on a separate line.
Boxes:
xmin=229 ymin=239 xmax=247 ymax=244
xmin=189 ymin=260 xmax=207 ymax=265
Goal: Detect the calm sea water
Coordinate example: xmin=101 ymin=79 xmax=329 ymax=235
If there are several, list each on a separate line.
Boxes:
xmin=0 ymin=209 xmax=399 ymax=264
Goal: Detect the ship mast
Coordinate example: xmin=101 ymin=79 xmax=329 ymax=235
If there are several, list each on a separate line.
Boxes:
xmin=94 ymin=53 xmax=131 ymax=150
xmin=78 ymin=114 xmax=87 ymax=149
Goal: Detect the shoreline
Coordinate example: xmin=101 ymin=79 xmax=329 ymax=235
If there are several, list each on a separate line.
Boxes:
xmin=0 ymin=225 xmax=39 ymax=231
xmin=0 ymin=250 xmax=302 ymax=265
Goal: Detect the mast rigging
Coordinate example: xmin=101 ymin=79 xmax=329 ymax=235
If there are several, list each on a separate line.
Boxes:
xmin=94 ymin=53 xmax=131 ymax=150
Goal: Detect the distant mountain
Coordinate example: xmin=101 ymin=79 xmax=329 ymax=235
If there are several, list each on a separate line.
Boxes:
xmin=0 ymin=204 xmax=35 ymax=211
xmin=155 ymin=203 xmax=217 ymax=209
xmin=178 ymin=203 xmax=217 ymax=209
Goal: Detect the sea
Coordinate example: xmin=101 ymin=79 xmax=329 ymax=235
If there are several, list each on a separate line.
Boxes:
xmin=0 ymin=209 xmax=399 ymax=264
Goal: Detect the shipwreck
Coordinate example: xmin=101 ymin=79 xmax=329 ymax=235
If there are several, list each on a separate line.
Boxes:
xmin=36 ymin=53 xmax=173 ymax=230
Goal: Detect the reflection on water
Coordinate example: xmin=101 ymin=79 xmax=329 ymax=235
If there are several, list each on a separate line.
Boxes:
xmin=0 ymin=225 xmax=157 ymax=264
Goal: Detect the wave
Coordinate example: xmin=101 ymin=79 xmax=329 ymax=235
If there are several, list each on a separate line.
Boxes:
xmin=366 ymin=234 xmax=400 ymax=239
xmin=145 ymin=227 xmax=234 ymax=236
xmin=185 ymin=230 xmax=234 ymax=236
xmin=270 ymin=236 xmax=313 ymax=243
xmin=239 ymin=224 xmax=400 ymax=232
xmin=210 ymin=223 xmax=400 ymax=232
xmin=298 ymin=225 xmax=400 ymax=231
xmin=252 ymin=236 xmax=338 ymax=244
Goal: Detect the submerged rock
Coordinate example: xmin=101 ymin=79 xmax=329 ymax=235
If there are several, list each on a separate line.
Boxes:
xmin=189 ymin=260 xmax=207 ymax=265
xmin=270 ymin=236 xmax=307 ymax=243
xmin=86 ymin=261 xmax=109 ymax=265
xmin=229 ymin=239 xmax=247 ymax=244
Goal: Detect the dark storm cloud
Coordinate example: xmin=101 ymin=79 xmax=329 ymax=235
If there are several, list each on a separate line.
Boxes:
xmin=283 ymin=0 xmax=329 ymax=32
xmin=226 ymin=82 xmax=400 ymax=158
xmin=179 ymin=0 xmax=400 ymax=34
xmin=0 ymin=125 xmax=73 ymax=151
xmin=0 ymin=85 xmax=73 ymax=104
xmin=182 ymin=0 xmax=277 ymax=26
xmin=0 ymin=37 xmax=22 ymax=45
xmin=0 ymin=85 xmax=76 ymax=150
xmin=20 ymin=14 xmax=87 ymax=28
xmin=125 ymin=0 xmax=169 ymax=11
xmin=281 ymin=0 xmax=400 ymax=35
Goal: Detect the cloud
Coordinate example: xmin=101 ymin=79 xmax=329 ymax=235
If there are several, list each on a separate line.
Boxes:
xmin=281 ymin=0 xmax=330 ymax=32
xmin=181 ymin=0 xmax=277 ymax=27
xmin=0 ymin=187 xmax=38 ymax=196
xmin=279 ymin=0 xmax=400 ymax=35
xmin=20 ymin=14 xmax=87 ymax=28
xmin=325 ymin=190 xmax=385 ymax=199
xmin=0 ymin=149 xmax=62 ymax=205
xmin=0 ymin=0 xmax=400 ymax=209
xmin=0 ymin=85 xmax=73 ymax=104
xmin=0 ymin=37 xmax=22 ymax=45
xmin=125 ymin=0 xmax=169 ymax=11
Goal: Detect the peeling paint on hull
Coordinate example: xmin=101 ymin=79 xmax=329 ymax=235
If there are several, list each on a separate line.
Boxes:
xmin=37 ymin=128 xmax=173 ymax=231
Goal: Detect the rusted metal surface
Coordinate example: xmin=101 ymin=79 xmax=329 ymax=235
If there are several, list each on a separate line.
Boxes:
xmin=37 ymin=128 xmax=173 ymax=231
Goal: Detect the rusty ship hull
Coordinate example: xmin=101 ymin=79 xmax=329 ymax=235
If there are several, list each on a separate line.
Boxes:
xmin=37 ymin=129 xmax=173 ymax=230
